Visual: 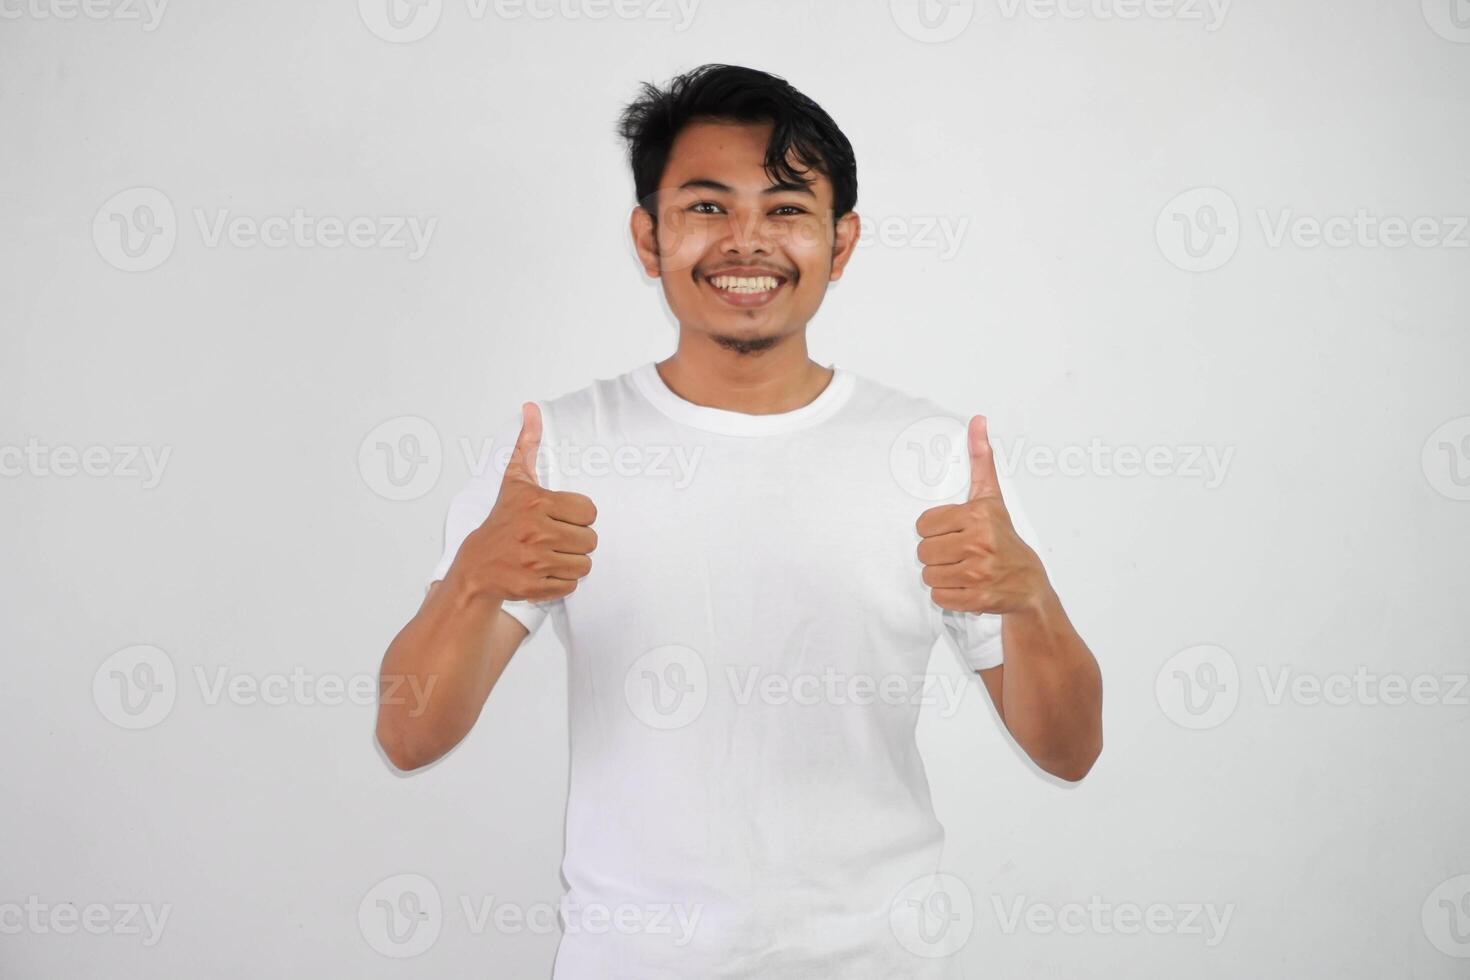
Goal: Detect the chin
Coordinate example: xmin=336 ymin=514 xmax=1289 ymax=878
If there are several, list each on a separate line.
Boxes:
xmin=710 ymin=333 xmax=781 ymax=356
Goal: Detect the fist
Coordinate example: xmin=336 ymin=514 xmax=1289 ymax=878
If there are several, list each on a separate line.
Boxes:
xmin=448 ymin=402 xmax=598 ymax=603
xmin=916 ymin=415 xmax=1046 ymax=615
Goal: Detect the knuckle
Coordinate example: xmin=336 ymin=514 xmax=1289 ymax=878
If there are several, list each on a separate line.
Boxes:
xmin=541 ymin=579 xmax=574 ymax=599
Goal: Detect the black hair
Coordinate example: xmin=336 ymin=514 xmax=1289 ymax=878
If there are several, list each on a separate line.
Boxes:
xmin=615 ymin=63 xmax=858 ymax=224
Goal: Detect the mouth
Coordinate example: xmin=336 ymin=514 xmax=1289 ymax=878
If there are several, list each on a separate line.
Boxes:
xmin=701 ymin=272 xmax=790 ymax=309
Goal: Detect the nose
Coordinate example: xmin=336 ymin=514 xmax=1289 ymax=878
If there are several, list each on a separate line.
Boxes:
xmin=718 ymin=205 xmax=777 ymax=256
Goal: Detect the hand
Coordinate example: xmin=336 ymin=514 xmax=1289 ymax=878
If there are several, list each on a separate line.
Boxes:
xmin=916 ymin=415 xmax=1048 ymax=615
xmin=447 ymin=402 xmax=598 ymax=603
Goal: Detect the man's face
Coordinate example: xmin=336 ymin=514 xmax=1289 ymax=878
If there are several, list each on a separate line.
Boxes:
xmin=631 ymin=120 xmax=860 ymax=353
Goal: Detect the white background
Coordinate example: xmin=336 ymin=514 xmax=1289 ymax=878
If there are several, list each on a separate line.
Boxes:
xmin=3 ymin=0 xmax=1469 ymax=976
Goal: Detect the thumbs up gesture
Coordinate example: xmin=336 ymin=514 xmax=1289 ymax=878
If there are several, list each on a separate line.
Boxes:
xmin=447 ymin=402 xmax=599 ymax=604
xmin=915 ymin=416 xmax=1047 ymax=615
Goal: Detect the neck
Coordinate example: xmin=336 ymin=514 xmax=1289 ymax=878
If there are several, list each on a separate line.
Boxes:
xmin=656 ymin=329 xmax=834 ymax=415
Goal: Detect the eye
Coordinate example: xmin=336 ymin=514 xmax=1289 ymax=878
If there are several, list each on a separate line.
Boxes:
xmin=772 ymin=205 xmax=807 ymax=216
xmin=690 ymin=201 xmax=724 ymax=215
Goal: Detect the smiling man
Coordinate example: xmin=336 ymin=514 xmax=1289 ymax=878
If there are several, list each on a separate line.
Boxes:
xmin=375 ymin=63 xmax=1103 ymax=978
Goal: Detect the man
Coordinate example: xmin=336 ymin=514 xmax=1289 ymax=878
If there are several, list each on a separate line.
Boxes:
xmin=376 ymin=63 xmax=1103 ymax=978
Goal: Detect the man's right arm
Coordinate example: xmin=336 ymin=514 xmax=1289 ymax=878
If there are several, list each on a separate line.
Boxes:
xmin=374 ymin=402 xmax=597 ymax=771
xmin=374 ymin=576 xmax=531 ymax=771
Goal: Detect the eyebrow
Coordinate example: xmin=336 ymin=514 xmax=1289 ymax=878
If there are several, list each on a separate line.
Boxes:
xmin=677 ymin=178 xmax=816 ymax=198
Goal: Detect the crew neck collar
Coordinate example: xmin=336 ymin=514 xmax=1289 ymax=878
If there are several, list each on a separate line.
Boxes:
xmin=631 ymin=360 xmax=855 ymax=436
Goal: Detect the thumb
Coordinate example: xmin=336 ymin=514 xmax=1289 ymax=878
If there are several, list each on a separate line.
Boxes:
xmin=967 ymin=414 xmax=1003 ymax=501
xmin=504 ymin=401 xmax=542 ymax=486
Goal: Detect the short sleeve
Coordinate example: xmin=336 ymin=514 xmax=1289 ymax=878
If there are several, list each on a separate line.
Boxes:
xmin=426 ymin=408 xmax=553 ymax=636
xmin=936 ymin=445 xmax=1048 ymax=673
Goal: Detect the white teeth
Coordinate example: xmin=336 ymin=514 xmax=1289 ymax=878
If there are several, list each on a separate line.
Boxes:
xmin=710 ymin=275 xmax=780 ymax=293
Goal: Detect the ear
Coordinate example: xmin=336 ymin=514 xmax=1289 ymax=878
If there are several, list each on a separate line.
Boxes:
xmin=828 ymin=210 xmax=861 ymax=283
xmin=630 ymin=205 xmax=661 ymax=279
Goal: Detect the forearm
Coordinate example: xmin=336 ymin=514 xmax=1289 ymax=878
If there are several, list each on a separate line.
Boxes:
xmin=998 ymin=583 xmax=1103 ymax=781
xmin=375 ymin=574 xmax=523 ymax=771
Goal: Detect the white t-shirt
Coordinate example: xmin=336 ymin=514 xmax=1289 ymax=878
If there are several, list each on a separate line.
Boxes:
xmin=429 ymin=360 xmax=1046 ymax=979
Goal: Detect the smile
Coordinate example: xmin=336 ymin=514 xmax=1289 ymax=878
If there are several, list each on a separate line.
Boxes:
xmin=703 ymin=273 xmax=788 ymax=308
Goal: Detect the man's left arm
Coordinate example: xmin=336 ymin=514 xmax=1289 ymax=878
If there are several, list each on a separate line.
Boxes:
xmin=917 ymin=416 xmax=1103 ymax=782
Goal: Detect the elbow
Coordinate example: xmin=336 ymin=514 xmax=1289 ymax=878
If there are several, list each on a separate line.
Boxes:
xmin=376 ymin=715 xmax=434 ymax=772
xmin=1044 ymin=756 xmax=1096 ymax=783
xmin=1037 ymin=737 xmax=1103 ymax=783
